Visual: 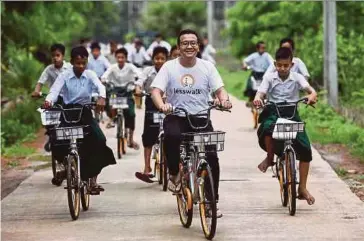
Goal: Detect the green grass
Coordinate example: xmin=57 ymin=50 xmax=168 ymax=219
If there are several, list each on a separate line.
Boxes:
xmin=3 ymin=145 xmax=36 ymax=158
xmin=218 ymin=65 xmax=364 ymax=162
xmin=217 ymin=66 xmax=250 ymax=101
xmin=335 ymin=167 xmax=348 ymax=177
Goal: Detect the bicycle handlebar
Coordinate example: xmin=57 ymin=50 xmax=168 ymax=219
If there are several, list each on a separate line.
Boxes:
xmin=263 ymin=97 xmax=314 ymax=120
xmin=41 ymin=103 xmax=96 ymax=124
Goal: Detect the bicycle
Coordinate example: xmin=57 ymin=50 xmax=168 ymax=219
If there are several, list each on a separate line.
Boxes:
xmin=168 ymin=104 xmax=229 ymax=240
xmin=262 ymin=97 xmax=313 ymax=216
xmin=46 ymin=104 xmax=95 ymax=220
xmin=135 ymin=91 xmax=168 ymax=191
xmin=243 ymin=66 xmax=264 ymax=129
xmin=108 ymin=82 xmax=135 ymax=159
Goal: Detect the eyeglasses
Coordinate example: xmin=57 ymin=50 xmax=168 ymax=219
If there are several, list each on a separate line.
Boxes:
xmin=180 ymin=41 xmax=198 ymax=48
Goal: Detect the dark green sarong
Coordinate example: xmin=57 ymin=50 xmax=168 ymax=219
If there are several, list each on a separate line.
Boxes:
xmin=257 ymin=105 xmax=312 ymax=162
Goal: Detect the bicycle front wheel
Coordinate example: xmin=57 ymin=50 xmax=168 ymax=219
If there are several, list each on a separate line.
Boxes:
xmin=177 ymin=186 xmax=193 ymax=228
xmin=286 ymin=151 xmax=297 ymax=216
xmin=199 ymin=165 xmax=217 ymax=240
xmin=66 ymin=154 xmax=80 ymax=220
xmin=276 ymin=157 xmax=288 ymax=207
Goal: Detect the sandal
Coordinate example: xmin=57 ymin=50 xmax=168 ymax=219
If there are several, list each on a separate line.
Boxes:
xmin=168 ymin=175 xmax=181 ymax=193
xmin=135 ymin=172 xmax=154 ymax=183
xmin=128 ymin=141 xmax=140 ymax=150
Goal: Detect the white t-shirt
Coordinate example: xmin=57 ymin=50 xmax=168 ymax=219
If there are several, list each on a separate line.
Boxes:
xmin=151 ymin=58 xmax=224 ymax=115
xmin=101 ymin=63 xmax=140 ymax=87
xmin=264 ymin=57 xmax=310 ymax=79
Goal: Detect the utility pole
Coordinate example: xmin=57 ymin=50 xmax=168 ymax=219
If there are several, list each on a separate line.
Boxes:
xmin=323 ymin=0 xmax=338 ymax=108
xmin=207 ymin=0 xmax=214 ymax=46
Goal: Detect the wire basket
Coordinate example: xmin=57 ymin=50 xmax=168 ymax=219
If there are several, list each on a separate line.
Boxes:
xmin=182 ymin=131 xmax=226 ymax=153
xmin=40 ymin=110 xmax=61 ymax=126
xmin=110 ymin=96 xmax=128 ymax=109
xmin=272 ymin=122 xmax=305 ymax=140
xmin=52 ymin=126 xmax=85 ymax=141
xmin=153 ymin=112 xmax=165 ymax=124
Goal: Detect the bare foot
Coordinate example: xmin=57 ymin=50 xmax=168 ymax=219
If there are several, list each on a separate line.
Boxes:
xmin=258 ymin=157 xmax=273 ymax=173
xmin=298 ymin=187 xmax=315 ymax=205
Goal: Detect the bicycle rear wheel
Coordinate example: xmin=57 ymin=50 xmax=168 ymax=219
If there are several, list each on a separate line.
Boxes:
xmin=177 ymin=186 xmax=193 ymax=228
xmin=199 ymin=165 xmax=217 ymax=240
xmin=66 ymin=154 xmax=80 ymax=220
xmin=80 ymin=179 xmax=90 ymax=211
xmin=161 ymin=138 xmax=168 ymax=192
xmin=286 ymin=151 xmax=297 ymax=216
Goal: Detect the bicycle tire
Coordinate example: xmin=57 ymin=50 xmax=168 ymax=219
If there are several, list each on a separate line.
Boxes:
xmin=155 ymin=146 xmax=162 ymax=185
xmin=162 ymin=138 xmax=168 ymax=192
xmin=80 ymin=179 xmax=90 ymax=211
xmin=121 ymin=116 xmax=126 ymax=155
xmin=67 ymin=154 xmax=80 ymax=220
xmin=199 ymin=165 xmax=217 ymax=240
xmin=117 ymin=116 xmax=122 ymax=159
xmin=287 ymin=151 xmax=297 ymax=216
xmin=177 ymin=187 xmax=193 ymax=228
xmin=277 ymin=158 xmax=288 ymax=207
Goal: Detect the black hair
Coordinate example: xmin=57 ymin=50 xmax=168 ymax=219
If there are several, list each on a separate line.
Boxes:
xmin=152 ymin=46 xmax=169 ymax=59
xmin=50 ymin=43 xmax=65 ymax=55
xmin=109 ymin=40 xmax=117 ymax=46
xmin=280 ymin=37 xmax=295 ymax=51
xmin=177 ymin=29 xmax=200 ymax=46
xmin=71 ymin=46 xmax=89 ymax=59
xmin=170 ymin=45 xmax=178 ymax=55
xmin=275 ymin=47 xmax=293 ymax=61
xmin=155 ymin=33 xmax=162 ymax=39
xmin=90 ymin=42 xmax=101 ymax=50
xmin=256 ymin=41 xmax=265 ymax=49
xmin=115 ymin=48 xmax=128 ymax=58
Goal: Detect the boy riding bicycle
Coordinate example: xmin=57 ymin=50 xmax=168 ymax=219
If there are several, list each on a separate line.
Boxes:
xmin=135 ymin=46 xmax=169 ymax=183
xmin=101 ymin=47 xmax=141 ymax=150
xmin=253 ymin=47 xmax=317 ymax=205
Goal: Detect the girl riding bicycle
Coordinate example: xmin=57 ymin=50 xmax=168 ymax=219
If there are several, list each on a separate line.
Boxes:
xmin=134 ymin=46 xmax=169 ymax=183
xmin=253 ymin=47 xmax=317 ymax=205
xmin=44 ymin=46 xmax=116 ymax=195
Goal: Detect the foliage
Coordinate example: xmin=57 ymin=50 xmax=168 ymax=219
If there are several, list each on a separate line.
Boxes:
xmin=141 ymin=1 xmax=206 ymax=38
xmin=3 ymin=145 xmax=36 ymax=159
xmin=226 ymin=1 xmax=364 ymax=105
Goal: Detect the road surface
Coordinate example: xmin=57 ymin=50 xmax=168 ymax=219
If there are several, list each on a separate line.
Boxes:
xmin=2 ymin=97 xmax=364 ymax=241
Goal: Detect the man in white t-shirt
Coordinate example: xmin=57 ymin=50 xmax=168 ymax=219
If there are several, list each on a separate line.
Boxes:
xmin=151 ymin=29 xmax=232 ymax=217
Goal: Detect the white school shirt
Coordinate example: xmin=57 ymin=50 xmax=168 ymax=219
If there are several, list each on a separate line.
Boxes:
xmin=151 ymin=58 xmax=224 ymax=115
xmin=101 ymin=63 xmax=141 ymax=87
xmin=136 ymin=66 xmax=158 ymax=93
xmin=37 ymin=61 xmax=72 ymax=87
xmin=243 ymin=52 xmax=274 ymax=73
xmin=264 ymin=57 xmax=310 ymax=79
xmin=146 ymin=40 xmax=172 ymax=56
xmin=258 ymin=71 xmax=310 ymax=103
xmin=46 ymin=69 xmax=106 ymax=105
xmin=202 ymin=44 xmax=217 ymax=65
xmin=130 ymin=46 xmax=150 ymax=66
xmin=87 ymin=55 xmax=111 ymax=78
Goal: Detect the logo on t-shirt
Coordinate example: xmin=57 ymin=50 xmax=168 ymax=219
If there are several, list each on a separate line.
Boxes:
xmin=180 ymin=74 xmax=195 ymax=88
xmin=173 ymin=74 xmax=202 ymax=95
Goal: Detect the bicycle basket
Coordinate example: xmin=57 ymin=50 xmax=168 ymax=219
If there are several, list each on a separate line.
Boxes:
xmin=110 ymin=96 xmax=128 ymax=109
xmin=182 ymin=131 xmax=225 ymax=153
xmin=153 ymin=112 xmax=165 ymax=124
xmin=40 ymin=109 xmax=61 ymax=126
xmin=272 ymin=118 xmax=305 ymax=140
xmin=53 ymin=126 xmax=85 ymax=141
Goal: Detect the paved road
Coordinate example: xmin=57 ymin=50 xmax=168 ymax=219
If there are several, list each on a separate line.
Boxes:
xmin=2 ymin=97 xmax=364 ymax=241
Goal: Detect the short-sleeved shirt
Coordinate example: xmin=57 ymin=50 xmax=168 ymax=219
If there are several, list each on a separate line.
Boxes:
xmin=101 ymin=63 xmax=140 ymax=88
xmin=87 ymin=55 xmax=111 ymax=78
xmin=136 ymin=66 xmax=158 ymax=93
xmin=151 ymin=58 xmax=224 ymax=115
xmin=264 ymin=57 xmax=310 ymax=79
xmin=244 ymin=52 xmax=274 ymax=73
xmin=147 ymin=40 xmax=172 ymax=56
xmin=258 ymin=71 xmax=310 ymax=103
xmin=37 ymin=61 xmax=72 ymax=87
xmin=46 ymin=69 xmax=106 ymax=105
xmin=105 ymin=53 xmax=117 ymax=64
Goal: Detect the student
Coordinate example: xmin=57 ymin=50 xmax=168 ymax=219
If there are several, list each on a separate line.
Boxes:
xmin=44 ymin=46 xmax=116 ymax=194
xmin=146 ymin=33 xmax=171 ymax=57
xmin=105 ymin=40 xmax=118 ymax=64
xmin=101 ymin=48 xmax=141 ymax=150
xmin=253 ymin=47 xmax=317 ymax=205
xmin=32 ymin=43 xmax=72 ymax=101
xmin=242 ymin=41 xmax=274 ymax=105
xmin=264 ymin=37 xmax=310 ymax=80
xmin=134 ymin=47 xmax=169 ymax=183
xmin=87 ymin=42 xmax=111 ymax=79
xmin=201 ymin=36 xmax=217 ymax=65
xmin=169 ymin=45 xmax=180 ymax=60
xmin=129 ymin=38 xmax=150 ymax=68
